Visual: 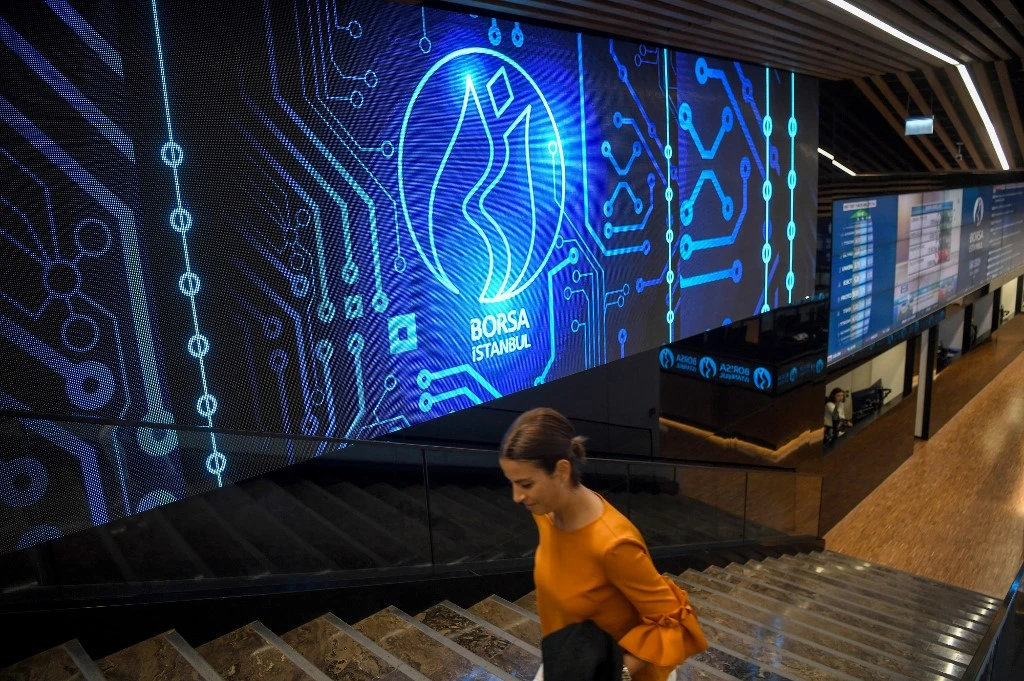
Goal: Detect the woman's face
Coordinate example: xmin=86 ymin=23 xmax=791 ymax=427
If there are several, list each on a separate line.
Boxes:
xmin=836 ymin=391 xmax=845 ymax=403
xmin=499 ymin=457 xmax=568 ymax=515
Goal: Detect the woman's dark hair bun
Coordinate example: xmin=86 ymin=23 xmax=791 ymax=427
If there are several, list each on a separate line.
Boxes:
xmin=570 ymin=435 xmax=587 ymax=462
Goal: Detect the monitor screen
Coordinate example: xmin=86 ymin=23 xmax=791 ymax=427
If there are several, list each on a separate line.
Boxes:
xmin=828 ymin=182 xmax=1024 ymax=364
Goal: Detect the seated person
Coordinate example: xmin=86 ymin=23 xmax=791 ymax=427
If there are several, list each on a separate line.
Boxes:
xmin=824 ymin=388 xmax=853 ymax=433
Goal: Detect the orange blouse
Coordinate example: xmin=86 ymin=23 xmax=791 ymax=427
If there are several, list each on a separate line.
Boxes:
xmin=533 ymin=494 xmax=707 ymax=681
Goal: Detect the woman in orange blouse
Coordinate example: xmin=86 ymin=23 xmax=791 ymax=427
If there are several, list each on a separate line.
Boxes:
xmin=499 ymin=408 xmax=707 ymax=681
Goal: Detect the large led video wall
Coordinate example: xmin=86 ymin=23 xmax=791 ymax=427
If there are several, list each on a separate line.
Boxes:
xmin=0 ymin=0 xmax=818 ymax=552
xmin=828 ymin=183 xmax=1024 ymax=364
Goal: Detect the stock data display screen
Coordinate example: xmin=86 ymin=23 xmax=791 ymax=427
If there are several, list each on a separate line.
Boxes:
xmin=0 ymin=0 xmax=818 ymax=552
xmin=828 ymin=183 xmax=1024 ymax=364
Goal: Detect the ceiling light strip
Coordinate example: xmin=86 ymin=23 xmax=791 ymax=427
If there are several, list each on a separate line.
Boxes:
xmin=822 ymin=0 xmax=1010 ymax=171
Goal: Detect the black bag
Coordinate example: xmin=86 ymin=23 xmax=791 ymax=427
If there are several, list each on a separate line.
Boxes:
xmin=541 ymin=620 xmax=623 ymax=681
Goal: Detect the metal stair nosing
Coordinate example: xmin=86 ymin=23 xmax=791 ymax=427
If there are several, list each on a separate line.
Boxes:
xmin=436 ymin=600 xmax=541 ymax=658
xmin=382 ymin=606 xmax=518 ymax=681
xmin=246 ymin=621 xmax=337 ymax=681
xmin=321 ymin=613 xmax=433 ymax=681
xmin=759 ymin=556 xmax=995 ymax=624
xmin=784 ymin=554 xmax=999 ymax=615
xmin=669 ymin=573 xmax=961 ymax=681
xmin=684 ymin=568 xmax=977 ymax=662
xmin=61 ymin=640 xmax=107 ymax=681
xmin=670 ymin=571 xmax=972 ymax=675
xmin=162 ymin=630 xmax=225 ymax=681
xmin=710 ymin=564 xmax=983 ymax=649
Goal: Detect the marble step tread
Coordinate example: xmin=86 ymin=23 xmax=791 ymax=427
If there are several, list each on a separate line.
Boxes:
xmin=758 ymin=557 xmax=994 ymax=624
xmin=785 ymin=554 xmax=998 ymax=613
xmin=709 ymin=565 xmax=981 ymax=649
xmin=0 ymin=639 xmax=106 ymax=681
xmin=810 ymin=553 xmax=999 ymax=606
xmin=354 ymin=606 xmax=514 ymax=681
xmin=468 ymin=596 xmax=542 ymax=648
xmin=733 ymin=560 xmax=989 ymax=634
xmin=198 ymin=620 xmax=334 ymax=681
xmin=98 ymin=630 xmax=224 ymax=681
xmin=512 ymin=592 xmax=537 ymax=615
xmin=679 ymin=660 xmax=745 ymax=681
xmin=416 ymin=601 xmax=539 ymax=680
xmin=500 ymin=589 xmax=794 ymax=681
xmin=669 ymin=574 xmax=954 ymax=681
xmin=681 ymin=569 xmax=974 ymax=663
xmin=697 ymin=618 xmax=859 ymax=681
xmin=281 ymin=613 xmax=430 ymax=681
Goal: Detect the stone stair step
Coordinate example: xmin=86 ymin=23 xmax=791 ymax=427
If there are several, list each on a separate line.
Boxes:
xmin=688 ymin=644 xmax=798 ymax=681
xmin=281 ymin=613 xmax=430 ymax=681
xmin=710 ymin=565 xmax=981 ymax=650
xmin=512 ymin=592 xmax=536 ymax=615
xmin=669 ymin=574 xmax=953 ymax=681
xmin=0 ymin=639 xmax=106 ymax=681
xmin=354 ymin=606 xmax=513 ymax=681
xmin=98 ymin=630 xmax=223 ymax=681
xmin=198 ymin=621 xmax=333 ymax=681
xmin=680 ymin=569 xmax=973 ymax=663
xmin=731 ymin=560 xmax=988 ymax=636
xmin=468 ymin=596 xmax=542 ymax=648
xmin=416 ymin=601 xmax=539 ymax=680
xmin=809 ymin=553 xmax=999 ymax=607
xmin=697 ymin=619 xmax=858 ymax=681
xmin=785 ymin=553 xmax=998 ymax=614
xmin=679 ymin=659 xmax=749 ymax=681
xmin=759 ymin=557 xmax=993 ymax=625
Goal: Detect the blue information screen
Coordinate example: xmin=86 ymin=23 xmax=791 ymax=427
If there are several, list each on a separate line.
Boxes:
xmin=828 ymin=182 xmax=1024 ymax=364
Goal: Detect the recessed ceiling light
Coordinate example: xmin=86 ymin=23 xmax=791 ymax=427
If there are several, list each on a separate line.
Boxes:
xmin=822 ymin=0 xmax=1010 ymax=170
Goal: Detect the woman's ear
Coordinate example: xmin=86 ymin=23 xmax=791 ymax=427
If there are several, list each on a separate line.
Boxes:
xmin=555 ymin=458 xmax=572 ymax=483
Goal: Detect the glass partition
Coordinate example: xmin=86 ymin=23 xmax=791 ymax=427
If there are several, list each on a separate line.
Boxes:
xmin=0 ymin=414 xmax=821 ymax=608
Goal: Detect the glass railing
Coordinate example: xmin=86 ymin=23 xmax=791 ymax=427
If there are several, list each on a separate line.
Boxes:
xmin=0 ymin=413 xmax=821 ymax=607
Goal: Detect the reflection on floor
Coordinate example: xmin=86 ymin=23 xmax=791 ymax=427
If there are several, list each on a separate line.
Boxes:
xmin=826 ymin=341 xmax=1024 ymax=598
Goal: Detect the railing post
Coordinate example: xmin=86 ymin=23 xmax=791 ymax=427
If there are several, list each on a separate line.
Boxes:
xmin=421 ymin=448 xmax=436 ymax=569
xmin=742 ymin=472 xmax=749 ymax=541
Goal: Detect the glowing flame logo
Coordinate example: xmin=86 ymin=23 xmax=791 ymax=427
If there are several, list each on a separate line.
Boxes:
xmin=399 ymin=48 xmax=565 ymax=303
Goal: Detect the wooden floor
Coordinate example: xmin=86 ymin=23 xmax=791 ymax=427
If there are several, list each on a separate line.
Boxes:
xmin=826 ymin=335 xmax=1024 ymax=598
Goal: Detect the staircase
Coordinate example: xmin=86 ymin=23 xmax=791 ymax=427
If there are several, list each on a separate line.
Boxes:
xmin=1 ymin=550 xmax=999 ymax=681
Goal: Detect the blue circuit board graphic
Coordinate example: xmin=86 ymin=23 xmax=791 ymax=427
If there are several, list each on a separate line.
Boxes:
xmin=0 ymin=0 xmax=818 ymax=553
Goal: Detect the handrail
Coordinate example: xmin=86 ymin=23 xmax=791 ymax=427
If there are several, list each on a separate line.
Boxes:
xmin=0 ymin=409 xmax=800 ymax=473
xmin=959 ymin=559 xmax=1024 ymax=681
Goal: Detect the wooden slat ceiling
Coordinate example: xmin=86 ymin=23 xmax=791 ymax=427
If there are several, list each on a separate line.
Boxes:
xmin=434 ymin=0 xmax=1024 ymax=172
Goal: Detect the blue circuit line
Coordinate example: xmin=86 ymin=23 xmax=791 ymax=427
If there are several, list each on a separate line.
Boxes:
xmin=678 ymin=268 xmax=734 ymax=289
xmin=703 ymin=63 xmax=765 ymax=180
xmin=690 ymin=170 xmax=748 ymax=252
xmin=609 ymin=40 xmax=664 ymax=154
xmin=150 ymin=0 xmax=222 ymax=485
xmin=620 ymin=116 xmax=666 ymax=186
xmin=43 ymin=0 xmax=123 ymax=78
xmin=679 ymin=106 xmax=730 ymax=160
xmin=0 ymin=18 xmax=134 ymax=160
xmin=663 ymin=47 xmax=673 ymax=342
xmin=538 ymin=253 xmax=575 ymax=384
xmin=424 ymin=365 xmax=502 ymax=399
xmin=608 ymin=183 xmax=654 ymax=234
xmin=762 ymin=66 xmax=770 ymax=311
